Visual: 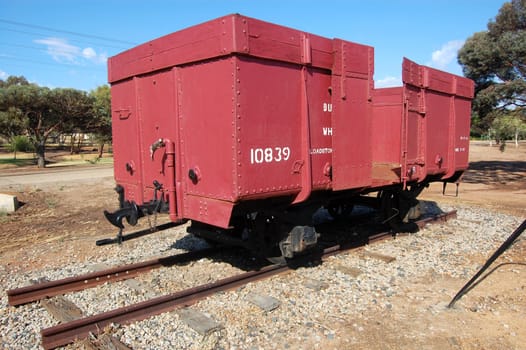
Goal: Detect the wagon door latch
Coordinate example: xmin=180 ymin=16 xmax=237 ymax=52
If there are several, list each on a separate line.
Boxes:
xmin=147 ymin=138 xmax=178 ymax=222
xmin=150 ymin=138 xmax=165 ymax=160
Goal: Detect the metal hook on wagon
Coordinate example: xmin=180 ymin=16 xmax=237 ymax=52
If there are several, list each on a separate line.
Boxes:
xmin=150 ymin=138 xmax=165 ymax=160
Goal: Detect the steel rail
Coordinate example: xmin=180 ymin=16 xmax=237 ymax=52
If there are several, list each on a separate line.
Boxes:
xmin=7 ymin=248 xmax=219 ymax=306
xmin=40 ymin=210 xmax=457 ymax=349
xmin=415 ymin=210 xmax=457 ymax=228
xmin=41 ymin=262 xmax=289 ymax=349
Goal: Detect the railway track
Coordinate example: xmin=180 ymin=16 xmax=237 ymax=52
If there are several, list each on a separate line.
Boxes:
xmin=7 ymin=247 xmax=220 ymax=306
xmin=7 ymin=210 xmax=456 ymax=349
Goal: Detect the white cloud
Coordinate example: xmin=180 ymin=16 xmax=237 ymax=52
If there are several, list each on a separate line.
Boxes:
xmin=0 ymin=69 xmax=8 ymax=80
xmin=375 ymin=75 xmax=402 ymax=88
xmin=430 ymin=40 xmax=464 ymax=70
xmin=35 ymin=37 xmax=80 ymax=63
xmin=35 ymin=37 xmax=107 ymax=65
xmin=82 ymin=47 xmax=96 ymax=59
xmin=84 ymin=48 xmax=108 ymax=64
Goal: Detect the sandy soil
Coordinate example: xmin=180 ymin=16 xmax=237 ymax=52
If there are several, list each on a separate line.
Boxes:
xmin=0 ymin=141 xmax=524 ymax=349
xmin=420 ymin=141 xmax=526 ymax=217
xmin=360 ymin=141 xmax=526 ymax=350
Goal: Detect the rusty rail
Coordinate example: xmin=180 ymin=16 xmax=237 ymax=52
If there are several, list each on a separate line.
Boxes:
xmin=41 ymin=262 xmax=289 ymax=349
xmin=39 ymin=210 xmax=457 ymax=349
xmin=416 ymin=210 xmax=457 ymax=228
xmin=7 ymin=248 xmax=219 ymax=306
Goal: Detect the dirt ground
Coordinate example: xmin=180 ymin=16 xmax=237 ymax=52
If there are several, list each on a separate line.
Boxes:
xmin=0 ymin=141 xmax=524 ymax=349
xmin=356 ymin=141 xmax=526 ymax=350
xmin=421 ymin=141 xmax=526 ymax=217
xmin=0 ymin=149 xmax=118 ymax=268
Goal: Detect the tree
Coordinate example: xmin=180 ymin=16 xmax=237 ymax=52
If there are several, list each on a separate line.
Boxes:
xmin=491 ymin=110 xmax=526 ymax=147
xmin=1 ymin=84 xmax=54 ymax=167
xmin=0 ymin=76 xmax=30 ymax=139
xmin=0 ymin=78 xmax=94 ymax=167
xmin=88 ymin=85 xmax=112 ymax=158
xmin=0 ymin=106 xmax=27 ymax=139
xmin=458 ymin=0 xmax=526 ymax=137
xmin=7 ymin=135 xmax=34 ymax=159
xmin=50 ymin=88 xmax=94 ymax=155
xmin=0 ymin=75 xmax=29 ymax=88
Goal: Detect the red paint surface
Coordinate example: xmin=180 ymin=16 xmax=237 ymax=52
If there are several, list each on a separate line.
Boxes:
xmin=108 ymin=14 xmax=474 ymax=228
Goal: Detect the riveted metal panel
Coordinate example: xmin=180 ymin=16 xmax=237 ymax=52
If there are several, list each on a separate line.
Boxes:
xmin=178 ymin=57 xmax=237 ymax=201
xmin=136 ymin=70 xmax=178 ymax=201
xmin=109 ymin=15 xmax=473 ymax=231
xmin=371 ymin=87 xmax=403 ymax=186
xmin=401 ymin=58 xmax=474 ymax=184
xmin=108 ymin=14 xmax=334 ymax=84
xmin=234 ymin=56 xmax=303 ymax=200
xmin=111 ymin=78 xmax=143 ymax=204
xmin=331 ymin=39 xmax=374 ymax=190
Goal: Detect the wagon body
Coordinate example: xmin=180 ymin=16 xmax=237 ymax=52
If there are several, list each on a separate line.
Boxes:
xmin=107 ymin=14 xmax=473 ymax=232
xmin=372 ymin=59 xmax=473 ymax=187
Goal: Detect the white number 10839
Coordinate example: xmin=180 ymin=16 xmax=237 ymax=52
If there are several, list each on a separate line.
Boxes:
xmin=250 ymin=147 xmax=291 ymax=164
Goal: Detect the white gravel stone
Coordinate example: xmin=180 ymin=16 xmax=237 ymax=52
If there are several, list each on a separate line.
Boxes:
xmin=0 ymin=204 xmax=523 ymax=349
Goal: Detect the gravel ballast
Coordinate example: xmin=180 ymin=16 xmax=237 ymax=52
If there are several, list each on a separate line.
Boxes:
xmin=0 ymin=204 xmax=524 ymax=349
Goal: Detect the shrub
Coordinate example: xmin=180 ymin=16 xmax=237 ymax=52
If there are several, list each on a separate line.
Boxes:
xmin=7 ymin=135 xmax=34 ymax=158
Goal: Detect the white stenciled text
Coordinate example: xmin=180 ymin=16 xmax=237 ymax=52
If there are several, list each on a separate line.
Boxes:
xmin=250 ymin=147 xmax=291 ymax=164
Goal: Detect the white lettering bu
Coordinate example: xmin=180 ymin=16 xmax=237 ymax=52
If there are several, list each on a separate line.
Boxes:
xmin=323 ymin=103 xmax=333 ymax=112
xmin=323 ymin=127 xmax=333 ymax=136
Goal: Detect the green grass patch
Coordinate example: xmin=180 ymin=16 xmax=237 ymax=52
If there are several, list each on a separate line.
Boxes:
xmin=0 ymin=158 xmax=36 ymax=166
xmin=0 ymin=212 xmax=8 ymax=224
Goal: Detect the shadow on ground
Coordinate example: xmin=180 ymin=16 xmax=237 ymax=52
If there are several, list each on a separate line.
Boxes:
xmin=463 ymin=160 xmax=526 ymax=187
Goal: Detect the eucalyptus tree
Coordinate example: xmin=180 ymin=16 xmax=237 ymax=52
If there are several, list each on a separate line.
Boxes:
xmin=458 ymin=0 xmax=526 ymax=138
xmin=0 ymin=78 xmax=94 ymax=167
xmin=88 ymin=85 xmax=112 ymax=158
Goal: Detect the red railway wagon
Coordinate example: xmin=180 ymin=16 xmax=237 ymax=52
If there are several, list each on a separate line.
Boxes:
xmin=104 ymin=14 xmax=474 ymax=261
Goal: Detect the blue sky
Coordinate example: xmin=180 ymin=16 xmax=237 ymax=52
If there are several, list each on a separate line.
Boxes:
xmin=1 ymin=0 xmax=504 ymax=91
